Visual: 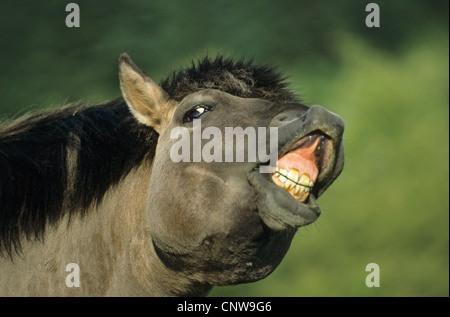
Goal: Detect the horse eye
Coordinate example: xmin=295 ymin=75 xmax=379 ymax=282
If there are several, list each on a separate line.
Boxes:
xmin=183 ymin=105 xmax=211 ymax=123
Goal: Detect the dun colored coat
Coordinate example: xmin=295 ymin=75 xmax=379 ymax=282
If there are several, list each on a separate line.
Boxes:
xmin=0 ymin=54 xmax=344 ymax=296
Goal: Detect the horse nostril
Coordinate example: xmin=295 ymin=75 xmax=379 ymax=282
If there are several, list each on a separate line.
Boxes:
xmin=271 ymin=111 xmax=303 ymax=126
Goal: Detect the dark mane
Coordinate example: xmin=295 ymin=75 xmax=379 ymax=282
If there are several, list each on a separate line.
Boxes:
xmin=161 ymin=56 xmax=299 ymax=103
xmin=0 ymin=99 xmax=157 ymax=256
xmin=0 ymin=56 xmax=297 ymax=256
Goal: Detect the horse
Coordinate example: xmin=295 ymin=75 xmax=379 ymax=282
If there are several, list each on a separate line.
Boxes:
xmin=0 ymin=54 xmax=344 ymax=296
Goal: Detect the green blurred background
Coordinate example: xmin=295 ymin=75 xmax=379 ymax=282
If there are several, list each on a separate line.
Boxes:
xmin=0 ymin=0 xmax=448 ymax=296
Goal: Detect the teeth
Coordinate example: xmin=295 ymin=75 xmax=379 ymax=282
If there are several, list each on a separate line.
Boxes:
xmin=284 ymin=179 xmax=295 ymax=190
xmin=294 ymin=184 xmax=301 ymax=195
xmin=287 ymin=168 xmax=299 ymax=183
xmin=274 ymin=167 xmax=315 ymax=197
xmin=299 ymin=174 xmax=310 ymax=187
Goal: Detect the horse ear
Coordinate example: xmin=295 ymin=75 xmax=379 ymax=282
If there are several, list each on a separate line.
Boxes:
xmin=119 ymin=53 xmax=173 ymax=132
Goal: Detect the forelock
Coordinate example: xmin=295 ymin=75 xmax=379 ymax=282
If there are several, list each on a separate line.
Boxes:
xmin=160 ymin=56 xmax=299 ymax=104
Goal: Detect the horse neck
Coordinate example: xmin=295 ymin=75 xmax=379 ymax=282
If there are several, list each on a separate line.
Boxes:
xmin=105 ymin=163 xmax=212 ymax=296
xmin=1 ymin=160 xmax=211 ymax=296
xmin=60 ymin=162 xmax=210 ymax=296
